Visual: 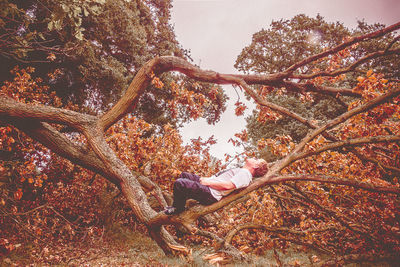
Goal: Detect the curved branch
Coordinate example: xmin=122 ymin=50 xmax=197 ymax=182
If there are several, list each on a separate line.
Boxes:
xmin=285 ymin=21 xmax=400 ymax=73
xmin=99 ymin=57 xmax=160 ymax=131
xmin=136 ymin=173 xmax=168 ymax=208
xmin=194 ymin=228 xmax=248 ymax=260
xmin=98 ymin=56 xmax=360 ymax=131
xmin=295 ymin=135 xmax=400 ymax=162
xmin=291 ymin=48 xmax=400 ymax=80
xmin=269 ymin=175 xmax=400 ymax=195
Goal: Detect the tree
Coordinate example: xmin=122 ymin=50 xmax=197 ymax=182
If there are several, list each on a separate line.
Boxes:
xmin=1 ymin=12 xmax=400 ymax=265
xmin=236 ymin=15 xmax=400 ymax=158
xmin=235 ymin=14 xmax=400 ymax=79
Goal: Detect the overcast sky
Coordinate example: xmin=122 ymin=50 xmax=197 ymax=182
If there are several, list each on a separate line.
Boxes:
xmin=170 ymin=0 xmax=400 ymax=161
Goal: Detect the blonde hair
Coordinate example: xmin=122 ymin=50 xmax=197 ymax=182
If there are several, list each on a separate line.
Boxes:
xmin=253 ymin=159 xmax=268 ymax=178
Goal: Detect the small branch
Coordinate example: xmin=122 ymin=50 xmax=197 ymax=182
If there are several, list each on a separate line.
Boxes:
xmin=384 ymin=35 xmax=400 ymax=52
xmin=238 ymin=82 xmax=318 ymax=128
xmin=295 ymin=135 xmax=400 ymax=161
xmin=47 ymin=206 xmax=77 ymax=226
xmin=269 ymin=185 xmax=287 ymax=211
xmin=223 ymin=223 xmax=335 ymax=255
xmin=284 ymin=21 xmax=400 ymax=73
xmin=269 ymin=174 xmax=400 ymax=195
xmin=1 ymin=204 xmax=48 ymax=216
xmin=0 ymin=207 xmax=47 ymax=244
xmin=279 ymin=236 xmax=334 ymax=255
xmin=273 ymin=244 xmax=283 ymax=267
xmin=287 ymin=184 xmax=375 ymax=240
xmin=269 ymin=192 xmax=310 ymax=207
xmin=283 ymin=80 xmax=361 ymax=97
xmin=356 ymin=152 xmax=400 ymax=176
xmin=291 ymin=48 xmax=400 ymax=80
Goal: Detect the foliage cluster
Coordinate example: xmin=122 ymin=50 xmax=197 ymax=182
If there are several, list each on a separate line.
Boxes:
xmin=0 ymin=0 xmax=226 ymax=127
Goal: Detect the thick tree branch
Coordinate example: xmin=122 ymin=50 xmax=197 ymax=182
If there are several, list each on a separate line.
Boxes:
xmin=0 ymin=96 xmax=97 ymax=131
xmin=99 ymin=58 xmax=159 ymax=131
xmin=98 ymin=56 xmax=362 ymax=131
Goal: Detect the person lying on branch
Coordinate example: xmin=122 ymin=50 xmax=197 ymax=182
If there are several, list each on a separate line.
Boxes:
xmin=164 ymin=158 xmax=269 ymax=215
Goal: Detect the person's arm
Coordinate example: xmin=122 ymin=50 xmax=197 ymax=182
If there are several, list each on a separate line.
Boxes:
xmin=199 ymin=177 xmax=235 ymax=190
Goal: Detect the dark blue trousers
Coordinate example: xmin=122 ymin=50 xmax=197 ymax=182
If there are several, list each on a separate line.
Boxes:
xmin=172 ymin=172 xmax=218 ymax=212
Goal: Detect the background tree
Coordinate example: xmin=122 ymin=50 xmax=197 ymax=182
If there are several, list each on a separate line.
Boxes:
xmin=236 ymin=15 xmax=400 ymax=161
xmin=0 ymin=0 xmax=226 ymax=126
xmin=1 ymin=5 xmax=400 ymax=266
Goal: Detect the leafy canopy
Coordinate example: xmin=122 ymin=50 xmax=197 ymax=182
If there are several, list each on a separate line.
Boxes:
xmin=0 ymin=0 xmax=226 ymax=127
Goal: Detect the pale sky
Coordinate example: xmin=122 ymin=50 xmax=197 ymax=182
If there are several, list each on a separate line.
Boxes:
xmin=171 ymin=0 xmax=400 ymax=161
